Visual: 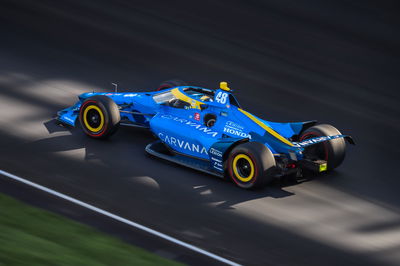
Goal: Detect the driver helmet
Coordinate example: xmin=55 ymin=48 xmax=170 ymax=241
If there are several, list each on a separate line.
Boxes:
xmin=200 ymin=95 xmax=213 ymax=102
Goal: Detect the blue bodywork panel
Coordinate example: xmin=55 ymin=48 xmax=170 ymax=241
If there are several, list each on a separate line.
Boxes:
xmin=57 ymin=85 xmax=351 ymax=176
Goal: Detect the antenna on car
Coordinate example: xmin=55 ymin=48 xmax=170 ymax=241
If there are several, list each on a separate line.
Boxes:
xmin=112 ymin=82 xmax=118 ymax=92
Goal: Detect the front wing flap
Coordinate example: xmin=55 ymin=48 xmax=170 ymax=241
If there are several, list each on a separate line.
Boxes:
xmin=56 ymin=101 xmax=81 ymax=126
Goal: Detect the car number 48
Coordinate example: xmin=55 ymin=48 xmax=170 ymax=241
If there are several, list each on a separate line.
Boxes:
xmin=215 ymin=91 xmax=228 ymax=104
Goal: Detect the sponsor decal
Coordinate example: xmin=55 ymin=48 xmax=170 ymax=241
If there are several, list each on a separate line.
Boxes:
xmin=194 ymin=112 xmax=200 ymax=121
xmin=213 ymin=161 xmax=223 ymax=169
xmin=223 ymin=127 xmax=249 ymax=138
xmin=105 ymin=93 xmax=113 ymax=96
xmin=226 ymin=121 xmax=244 ymax=130
xmin=158 ymin=133 xmax=208 ymax=155
xmin=160 ymin=115 xmax=218 ymax=137
xmin=213 ymin=164 xmax=223 ymax=171
xmin=294 ymin=135 xmax=341 ymax=147
xmin=209 ymin=148 xmax=223 ymax=157
xmin=211 ymin=157 xmax=222 ymax=163
xmin=209 ymin=148 xmax=224 ymax=172
xmin=123 ymin=93 xmax=138 ymax=97
xmin=63 ymin=116 xmax=75 ymax=123
xmin=214 ymin=167 xmax=223 ymax=171
xmin=223 ymin=121 xmax=250 ymax=138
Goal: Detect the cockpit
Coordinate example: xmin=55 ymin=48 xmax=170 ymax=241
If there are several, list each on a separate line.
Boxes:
xmin=152 ymin=85 xmax=240 ymax=109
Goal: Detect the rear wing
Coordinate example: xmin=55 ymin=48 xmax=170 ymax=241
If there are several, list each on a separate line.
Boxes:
xmin=294 ymin=135 xmax=355 ymax=148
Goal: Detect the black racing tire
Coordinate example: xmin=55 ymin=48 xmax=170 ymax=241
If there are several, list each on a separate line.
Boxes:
xmin=157 ymin=79 xmax=187 ymax=91
xmin=227 ymin=142 xmax=276 ymax=189
xmin=79 ymin=95 xmax=120 ymax=139
xmin=300 ymin=124 xmax=346 ymax=170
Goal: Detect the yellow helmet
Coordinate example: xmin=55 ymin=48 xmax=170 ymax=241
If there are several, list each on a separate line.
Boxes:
xmin=200 ymin=95 xmax=212 ymax=102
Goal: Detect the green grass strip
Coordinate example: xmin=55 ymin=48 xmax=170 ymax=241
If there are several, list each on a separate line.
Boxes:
xmin=0 ymin=193 xmax=182 ymax=266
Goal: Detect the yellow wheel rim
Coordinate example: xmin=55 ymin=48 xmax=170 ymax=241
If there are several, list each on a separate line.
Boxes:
xmin=83 ymin=105 xmax=104 ymax=133
xmin=233 ymin=154 xmax=255 ymax=182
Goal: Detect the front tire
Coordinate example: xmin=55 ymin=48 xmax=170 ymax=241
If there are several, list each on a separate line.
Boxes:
xmin=79 ymin=95 xmax=120 ymax=139
xmin=300 ymin=124 xmax=346 ymax=170
xmin=227 ymin=142 xmax=276 ymax=189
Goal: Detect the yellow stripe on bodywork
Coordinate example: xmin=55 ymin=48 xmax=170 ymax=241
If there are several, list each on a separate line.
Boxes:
xmin=238 ymin=108 xmax=294 ymax=147
xmin=171 ymin=88 xmax=204 ymax=110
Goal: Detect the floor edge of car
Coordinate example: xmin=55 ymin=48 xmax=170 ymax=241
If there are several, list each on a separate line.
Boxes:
xmin=145 ymin=141 xmax=224 ymax=179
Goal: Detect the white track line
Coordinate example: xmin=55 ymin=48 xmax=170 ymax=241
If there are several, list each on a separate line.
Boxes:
xmin=0 ymin=169 xmax=241 ymax=266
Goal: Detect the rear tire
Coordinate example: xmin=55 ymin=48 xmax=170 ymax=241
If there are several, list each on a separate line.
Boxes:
xmin=227 ymin=142 xmax=276 ymax=189
xmin=158 ymin=79 xmax=187 ymax=91
xmin=300 ymin=124 xmax=346 ymax=170
xmin=79 ymin=95 xmax=120 ymax=139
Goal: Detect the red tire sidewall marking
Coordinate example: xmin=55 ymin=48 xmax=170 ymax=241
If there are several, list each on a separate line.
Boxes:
xmin=228 ymin=151 xmax=258 ymax=187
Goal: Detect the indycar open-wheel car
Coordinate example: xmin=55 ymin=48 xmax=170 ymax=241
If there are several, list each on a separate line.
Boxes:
xmin=57 ymin=81 xmax=354 ymax=189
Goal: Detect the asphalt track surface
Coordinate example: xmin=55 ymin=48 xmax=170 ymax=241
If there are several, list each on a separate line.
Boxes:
xmin=0 ymin=0 xmax=399 ymax=265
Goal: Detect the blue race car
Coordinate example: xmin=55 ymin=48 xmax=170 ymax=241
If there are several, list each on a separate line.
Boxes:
xmin=57 ymin=81 xmax=354 ymax=189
